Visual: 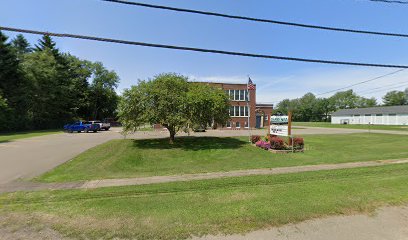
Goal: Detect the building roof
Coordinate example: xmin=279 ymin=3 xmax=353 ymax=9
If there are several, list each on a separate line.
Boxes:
xmin=190 ymin=81 xmax=246 ymax=85
xmin=256 ymin=103 xmax=274 ymax=108
xmin=332 ymin=105 xmax=408 ymax=116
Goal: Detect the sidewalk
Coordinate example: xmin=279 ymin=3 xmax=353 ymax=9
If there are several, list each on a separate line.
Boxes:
xmin=1 ymin=158 xmax=408 ymax=193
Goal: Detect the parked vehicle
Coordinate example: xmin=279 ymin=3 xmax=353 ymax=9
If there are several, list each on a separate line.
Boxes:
xmin=192 ymin=124 xmax=206 ymax=132
xmin=64 ymin=121 xmax=100 ymax=133
xmin=88 ymin=120 xmax=111 ymax=131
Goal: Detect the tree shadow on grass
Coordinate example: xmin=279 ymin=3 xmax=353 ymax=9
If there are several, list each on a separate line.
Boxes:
xmin=132 ymin=136 xmax=247 ymax=151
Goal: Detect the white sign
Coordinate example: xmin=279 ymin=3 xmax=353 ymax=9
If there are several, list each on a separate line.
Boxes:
xmin=270 ymin=124 xmax=289 ymax=136
xmin=270 ymin=115 xmax=288 ymax=124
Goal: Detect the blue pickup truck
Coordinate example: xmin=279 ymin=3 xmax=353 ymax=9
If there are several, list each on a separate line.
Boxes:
xmin=64 ymin=121 xmax=100 ymax=133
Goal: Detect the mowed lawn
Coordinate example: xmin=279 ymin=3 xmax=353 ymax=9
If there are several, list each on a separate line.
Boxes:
xmin=3 ymin=163 xmax=408 ymax=240
xmin=0 ymin=129 xmax=62 ymax=143
xmin=294 ymin=121 xmax=408 ymax=131
xmin=37 ymin=133 xmax=408 ymax=182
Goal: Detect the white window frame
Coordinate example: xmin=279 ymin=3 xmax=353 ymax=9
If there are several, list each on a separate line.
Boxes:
xmin=226 ymin=121 xmax=231 ymax=128
xmin=236 ymin=122 xmax=241 ymax=128
xmin=229 ymin=106 xmax=250 ymax=117
xmin=244 ymin=121 xmax=249 ymax=128
xmin=226 ymin=89 xmax=248 ymax=101
xmin=240 ymin=90 xmax=245 ymax=101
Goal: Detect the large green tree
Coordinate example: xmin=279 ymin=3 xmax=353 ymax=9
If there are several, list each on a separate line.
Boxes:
xmin=0 ymin=31 xmax=121 ymax=131
xmin=88 ymin=62 xmax=120 ymax=120
xmin=119 ymin=73 xmax=230 ymax=143
xmin=329 ymin=90 xmax=360 ymax=109
xmin=0 ymin=94 xmax=10 ymax=129
xmin=383 ymin=90 xmax=407 ymax=106
xmin=21 ymin=49 xmax=60 ymax=128
xmin=187 ymin=83 xmax=230 ymax=129
xmin=0 ymin=31 xmax=28 ymax=130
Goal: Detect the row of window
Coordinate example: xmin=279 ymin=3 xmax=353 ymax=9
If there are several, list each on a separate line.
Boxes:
xmin=353 ymin=114 xmax=397 ymax=117
xmin=225 ymin=90 xmax=249 ymax=101
xmin=230 ymin=106 xmax=249 ymax=117
xmin=226 ymin=121 xmax=249 ymax=128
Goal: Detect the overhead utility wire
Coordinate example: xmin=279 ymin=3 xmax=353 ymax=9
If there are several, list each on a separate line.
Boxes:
xmin=2 ymin=26 xmax=408 ymax=69
xmin=315 ymin=69 xmax=406 ymax=96
xmin=357 ymin=79 xmax=408 ymax=94
xmin=369 ymin=0 xmax=408 ymax=4
xmin=361 ymin=83 xmax=408 ymax=95
xmin=101 ymin=0 xmax=408 ymax=38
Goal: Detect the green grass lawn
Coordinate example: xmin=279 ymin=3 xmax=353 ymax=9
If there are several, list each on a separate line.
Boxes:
xmin=37 ymin=133 xmax=408 ymax=182
xmin=2 ymin=163 xmax=408 ymax=240
xmin=0 ymin=129 xmax=62 ymax=143
xmin=294 ymin=121 xmax=408 ymax=131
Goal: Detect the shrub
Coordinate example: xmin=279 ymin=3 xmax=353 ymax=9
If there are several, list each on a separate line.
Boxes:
xmin=262 ymin=142 xmax=271 ymax=150
xmin=270 ymin=137 xmax=285 ymax=150
xmin=255 ymin=140 xmax=271 ymax=150
xmin=293 ymin=137 xmax=304 ymax=149
xmin=251 ymin=135 xmax=261 ymax=144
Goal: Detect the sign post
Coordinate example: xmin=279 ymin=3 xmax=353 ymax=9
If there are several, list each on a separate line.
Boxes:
xmin=288 ymin=111 xmax=292 ymax=145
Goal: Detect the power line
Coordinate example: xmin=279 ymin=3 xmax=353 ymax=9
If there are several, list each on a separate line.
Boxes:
xmin=1 ymin=26 xmax=408 ymax=69
xmin=357 ymin=79 xmax=408 ymax=94
xmin=361 ymin=83 xmax=408 ymax=95
xmin=101 ymin=0 xmax=408 ymax=38
xmin=315 ymin=69 xmax=406 ymax=96
xmin=369 ymin=0 xmax=408 ymax=4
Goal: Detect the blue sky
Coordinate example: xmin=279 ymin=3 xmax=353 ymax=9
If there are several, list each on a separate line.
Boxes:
xmin=2 ymin=0 xmax=408 ymax=104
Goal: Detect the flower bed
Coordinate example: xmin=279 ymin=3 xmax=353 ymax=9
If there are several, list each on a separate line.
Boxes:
xmin=251 ymin=135 xmax=304 ymax=154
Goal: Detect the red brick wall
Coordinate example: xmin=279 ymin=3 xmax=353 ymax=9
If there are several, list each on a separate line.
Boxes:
xmin=205 ymin=82 xmax=256 ymax=130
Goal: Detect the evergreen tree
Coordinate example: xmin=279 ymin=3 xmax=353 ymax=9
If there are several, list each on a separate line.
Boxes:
xmin=0 ymin=31 xmax=27 ymax=130
xmin=35 ymin=35 xmax=59 ymax=58
xmin=11 ymin=34 xmax=32 ymax=57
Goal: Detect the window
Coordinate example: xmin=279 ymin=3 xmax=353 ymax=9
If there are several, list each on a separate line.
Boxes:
xmin=365 ymin=114 xmax=371 ymax=116
xmin=236 ymin=122 xmax=241 ymax=128
xmin=229 ymin=90 xmax=234 ymax=100
xmin=240 ymin=106 xmax=245 ymax=116
xmin=226 ymin=121 xmax=231 ymax=128
xmin=353 ymin=115 xmax=360 ymax=117
xmin=264 ymin=115 xmax=268 ymax=121
xmin=226 ymin=89 xmax=248 ymax=101
xmin=229 ymin=106 xmax=250 ymax=117
xmin=235 ymin=106 xmax=240 ymax=116
xmin=245 ymin=90 xmax=249 ymax=101
xmin=376 ymin=114 xmax=383 ymax=116
xmin=389 ymin=114 xmax=397 ymax=116
xmin=245 ymin=121 xmax=249 ymax=128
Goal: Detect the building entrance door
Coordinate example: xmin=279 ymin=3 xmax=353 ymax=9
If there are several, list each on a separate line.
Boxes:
xmin=256 ymin=115 xmax=261 ymax=128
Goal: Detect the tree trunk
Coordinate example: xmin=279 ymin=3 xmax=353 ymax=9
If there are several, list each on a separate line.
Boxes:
xmin=169 ymin=129 xmax=176 ymax=144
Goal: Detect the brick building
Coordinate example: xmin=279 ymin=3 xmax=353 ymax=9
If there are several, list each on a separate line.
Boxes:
xmin=201 ymin=81 xmax=273 ymax=130
xmin=153 ymin=81 xmax=273 ymax=130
